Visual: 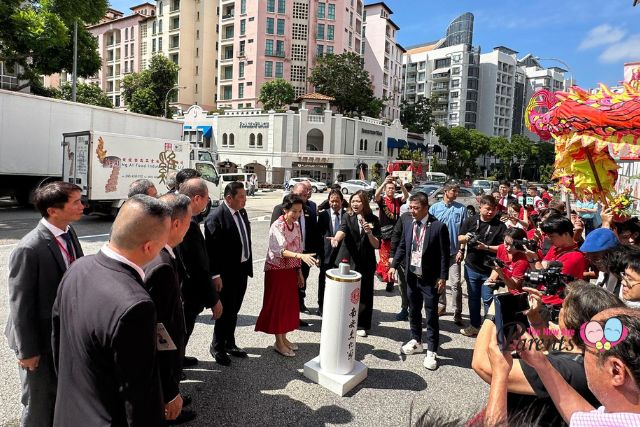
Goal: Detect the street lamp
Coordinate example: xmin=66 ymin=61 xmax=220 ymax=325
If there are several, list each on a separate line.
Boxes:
xmin=164 ymin=85 xmax=186 ymax=118
xmin=534 ymin=57 xmax=573 ymax=89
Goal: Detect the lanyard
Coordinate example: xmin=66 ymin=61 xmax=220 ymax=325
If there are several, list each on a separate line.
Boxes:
xmin=476 ymin=218 xmax=492 ymax=240
xmin=413 ymin=220 xmax=428 ymax=251
xmin=55 ymin=237 xmax=75 ymax=265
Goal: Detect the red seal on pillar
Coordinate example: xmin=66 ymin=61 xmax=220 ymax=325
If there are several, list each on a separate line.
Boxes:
xmin=350 ymin=288 xmax=360 ymax=305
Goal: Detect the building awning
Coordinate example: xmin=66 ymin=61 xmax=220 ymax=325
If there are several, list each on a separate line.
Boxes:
xmin=183 ymin=125 xmax=213 ymax=138
xmin=407 ymin=142 xmax=418 ymax=151
xmin=418 ymin=143 xmax=428 ymax=152
xmin=431 ymin=67 xmax=450 ymax=74
xmin=387 ymin=137 xmax=400 ymax=148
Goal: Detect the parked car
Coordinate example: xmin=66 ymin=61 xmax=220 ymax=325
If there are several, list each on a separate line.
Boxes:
xmin=472 ymin=179 xmax=493 ymax=194
xmin=430 ymin=186 xmax=482 ymax=217
xmin=286 ymin=177 xmax=327 ymax=192
xmin=411 ymin=184 xmax=441 ymax=197
xmin=339 ymin=179 xmax=375 ymax=197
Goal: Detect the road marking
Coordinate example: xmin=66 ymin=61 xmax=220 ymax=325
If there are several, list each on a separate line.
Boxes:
xmin=249 ymin=215 xmax=270 ymax=222
xmin=253 ymin=257 xmax=265 ymax=264
xmin=0 ymin=233 xmax=110 ymax=249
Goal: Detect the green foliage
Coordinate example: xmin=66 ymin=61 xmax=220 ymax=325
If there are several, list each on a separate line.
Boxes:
xmin=258 ymin=79 xmax=295 ymax=111
xmin=308 ymin=52 xmax=383 ymax=117
xmin=0 ymin=0 xmax=107 ymax=88
xmin=400 ymin=97 xmax=435 ymax=134
xmin=397 ymin=147 xmax=424 ymax=161
xmin=435 ymin=126 xmax=490 ymax=178
xmin=52 ymin=82 xmax=112 ymax=108
xmin=489 ymin=134 xmax=555 ymax=180
xmin=121 ymin=55 xmax=180 ymax=117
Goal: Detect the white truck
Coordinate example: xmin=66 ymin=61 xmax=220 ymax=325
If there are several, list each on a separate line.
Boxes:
xmin=0 ymin=89 xmax=221 ymax=204
xmin=63 ymin=131 xmax=221 ymax=215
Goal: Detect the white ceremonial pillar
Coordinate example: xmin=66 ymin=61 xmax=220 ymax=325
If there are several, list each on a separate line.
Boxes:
xmin=304 ymin=262 xmax=368 ymax=396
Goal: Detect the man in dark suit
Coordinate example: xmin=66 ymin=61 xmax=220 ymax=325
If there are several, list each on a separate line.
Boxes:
xmin=144 ymin=193 xmax=196 ymax=424
xmin=316 ymin=189 xmax=345 ymax=316
xmin=177 ymin=178 xmax=222 ymax=367
xmin=5 ymin=181 xmax=84 ymax=426
xmin=52 ymin=195 xmax=171 ymax=426
xmin=389 ymin=192 xmax=450 ymax=371
xmin=205 ymin=182 xmax=253 ymax=366
xmin=270 ymin=182 xmax=320 ymax=317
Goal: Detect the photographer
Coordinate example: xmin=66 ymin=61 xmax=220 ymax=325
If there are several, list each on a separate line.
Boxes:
xmin=500 ymin=201 xmax=529 ymax=230
xmin=484 ymin=228 xmax=530 ymax=292
xmin=473 ymin=282 xmax=623 ymax=426
xmin=459 ymin=195 xmax=507 ymax=337
xmin=525 ymin=216 xmax=588 ymax=280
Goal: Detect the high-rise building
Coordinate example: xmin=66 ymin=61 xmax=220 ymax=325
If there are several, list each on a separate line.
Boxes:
xmin=362 ymin=2 xmax=404 ymax=121
xmin=86 ymin=4 xmax=156 ymax=108
xmin=401 ymin=13 xmax=480 ymax=129
xmin=140 ymin=0 xmax=219 ymax=111
xmin=215 ymin=0 xmax=363 ymax=110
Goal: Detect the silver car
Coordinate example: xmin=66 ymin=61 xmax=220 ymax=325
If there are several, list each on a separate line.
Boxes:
xmin=287 ymin=177 xmax=327 ymax=192
xmin=339 ymin=179 xmax=375 ymax=197
xmin=430 ymin=186 xmax=482 ymax=217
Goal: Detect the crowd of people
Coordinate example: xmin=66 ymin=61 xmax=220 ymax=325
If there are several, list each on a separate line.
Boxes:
xmin=5 ymin=173 xmax=640 ymax=426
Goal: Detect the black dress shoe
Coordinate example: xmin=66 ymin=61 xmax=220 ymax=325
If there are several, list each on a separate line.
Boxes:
xmin=182 ymin=394 xmax=192 ymax=406
xmin=168 ymin=408 xmax=197 ymax=425
xmin=300 ymin=304 xmax=311 ymax=314
xmin=182 ymin=356 xmax=198 ymax=367
xmin=214 ymin=351 xmax=231 ymax=366
xmin=299 ymin=320 xmax=310 ymax=327
xmin=226 ymin=346 xmax=248 ymax=358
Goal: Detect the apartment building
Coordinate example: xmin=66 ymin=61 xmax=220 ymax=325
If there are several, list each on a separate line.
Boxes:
xmin=216 ymin=0 xmax=363 ymax=110
xmin=86 ymin=4 xmax=156 ymax=108
xmin=402 ymin=13 xmax=480 ymax=129
xmin=362 ymin=2 xmax=404 ymax=121
xmin=140 ymin=0 xmax=219 ymax=111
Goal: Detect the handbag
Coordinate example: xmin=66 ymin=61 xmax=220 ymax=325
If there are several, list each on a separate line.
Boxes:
xmin=380 ymin=224 xmax=394 ymax=240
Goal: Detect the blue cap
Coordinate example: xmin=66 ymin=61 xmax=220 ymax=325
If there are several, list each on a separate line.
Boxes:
xmin=580 ymin=228 xmax=619 ymax=253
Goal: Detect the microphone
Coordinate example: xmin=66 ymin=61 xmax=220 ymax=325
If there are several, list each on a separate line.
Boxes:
xmin=357 ymin=214 xmax=363 ymax=224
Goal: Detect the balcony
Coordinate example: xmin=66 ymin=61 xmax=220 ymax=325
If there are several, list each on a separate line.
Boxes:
xmin=220 ymin=56 xmax=234 ymax=63
xmin=222 ymin=12 xmax=235 ymax=21
xmin=308 ymin=114 xmax=325 ymax=123
xmin=237 ymin=50 xmax=246 ymax=58
xmin=265 ymin=49 xmax=285 ymax=58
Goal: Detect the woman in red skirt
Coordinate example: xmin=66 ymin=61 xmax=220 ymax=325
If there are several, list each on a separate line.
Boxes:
xmin=255 ymin=194 xmax=318 ymax=356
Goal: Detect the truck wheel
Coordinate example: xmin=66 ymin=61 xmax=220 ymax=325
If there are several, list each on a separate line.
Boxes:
xmin=342 ymin=187 xmax=349 ymax=194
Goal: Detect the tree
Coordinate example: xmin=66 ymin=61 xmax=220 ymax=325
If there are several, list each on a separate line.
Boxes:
xmin=258 ymin=78 xmax=295 ymax=111
xmin=52 ymin=82 xmax=112 ymax=108
xmin=308 ymin=52 xmax=382 ymax=117
xmin=435 ymin=126 xmax=490 ymax=178
xmin=397 ymin=147 xmax=423 ymax=161
xmin=122 ymin=55 xmax=179 ymax=117
xmin=400 ymin=97 xmax=435 ymax=134
xmin=0 ymin=0 xmax=107 ymax=89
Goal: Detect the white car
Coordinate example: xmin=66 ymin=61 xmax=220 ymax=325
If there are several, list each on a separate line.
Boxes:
xmin=339 ymin=179 xmax=375 ymax=196
xmin=286 ymin=177 xmax=327 ymax=192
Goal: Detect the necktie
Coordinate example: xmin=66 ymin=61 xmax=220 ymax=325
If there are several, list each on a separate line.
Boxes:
xmin=235 ymin=211 xmax=250 ymax=260
xmin=60 ymin=232 xmax=76 ymax=263
xmin=333 ymin=212 xmax=340 ymax=236
xmin=412 ymin=221 xmax=422 ymax=252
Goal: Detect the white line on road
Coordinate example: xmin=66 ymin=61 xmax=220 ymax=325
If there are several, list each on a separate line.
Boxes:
xmin=0 ymin=233 xmax=110 ymax=249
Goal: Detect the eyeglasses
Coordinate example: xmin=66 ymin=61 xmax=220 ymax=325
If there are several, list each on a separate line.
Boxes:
xmin=621 ymin=272 xmax=640 ymax=290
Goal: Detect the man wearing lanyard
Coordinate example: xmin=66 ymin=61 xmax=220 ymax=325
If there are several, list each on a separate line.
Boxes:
xmin=389 ymin=193 xmax=450 ymax=370
xmin=6 ymin=182 xmax=85 ymax=426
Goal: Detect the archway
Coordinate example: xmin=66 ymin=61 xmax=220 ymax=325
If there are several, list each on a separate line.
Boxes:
xmin=244 ymin=162 xmax=267 ymax=183
xmin=306 ymin=128 xmax=324 ymax=152
xmin=217 ymin=160 xmax=238 ymax=174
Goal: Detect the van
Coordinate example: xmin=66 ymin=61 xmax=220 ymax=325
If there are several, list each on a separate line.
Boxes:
xmin=219 ymin=173 xmax=253 ymax=197
xmin=424 ymin=172 xmax=448 ymax=183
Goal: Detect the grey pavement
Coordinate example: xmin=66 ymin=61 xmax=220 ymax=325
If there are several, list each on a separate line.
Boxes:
xmin=0 ymin=192 xmax=488 ymax=426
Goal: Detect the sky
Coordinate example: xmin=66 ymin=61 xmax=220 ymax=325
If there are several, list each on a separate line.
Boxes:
xmin=108 ymin=0 xmax=640 ymax=89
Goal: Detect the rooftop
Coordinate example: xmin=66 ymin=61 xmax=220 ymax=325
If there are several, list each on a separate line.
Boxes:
xmin=296 ymin=92 xmax=336 ymax=102
xmin=405 ymin=40 xmax=443 ymax=54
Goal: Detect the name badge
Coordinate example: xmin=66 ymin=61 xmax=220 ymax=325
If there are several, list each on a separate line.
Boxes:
xmin=410 ymin=250 xmax=422 ymax=271
xmin=156 ymin=323 xmax=177 ymax=351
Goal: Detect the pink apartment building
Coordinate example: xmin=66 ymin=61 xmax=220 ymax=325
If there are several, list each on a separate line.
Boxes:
xmin=363 ymin=2 xmax=403 ymax=120
xmin=87 ymin=3 xmax=156 ymax=108
xmin=217 ymin=0 xmax=363 ymax=110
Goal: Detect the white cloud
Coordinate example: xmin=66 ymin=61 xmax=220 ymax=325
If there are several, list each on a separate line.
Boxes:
xmin=598 ymin=34 xmax=640 ymax=63
xmin=578 ymin=24 xmax=626 ymax=50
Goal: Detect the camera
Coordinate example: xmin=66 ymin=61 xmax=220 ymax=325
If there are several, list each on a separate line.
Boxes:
xmin=512 ymin=238 xmax=537 ymax=252
xmin=494 ymin=292 xmax=530 ymax=350
xmin=523 ymin=264 xmax=573 ymax=297
xmin=466 ymin=232 xmax=481 ymax=248
xmin=483 ymin=257 xmax=505 ymax=270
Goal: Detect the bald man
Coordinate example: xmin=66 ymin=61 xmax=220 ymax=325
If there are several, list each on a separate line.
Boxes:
xmin=52 ymin=195 xmax=171 ymax=426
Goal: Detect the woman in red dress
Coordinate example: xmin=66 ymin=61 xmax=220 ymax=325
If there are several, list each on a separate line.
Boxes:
xmin=255 ymin=194 xmax=318 ymax=357
xmin=374 ymin=175 xmax=409 ymax=291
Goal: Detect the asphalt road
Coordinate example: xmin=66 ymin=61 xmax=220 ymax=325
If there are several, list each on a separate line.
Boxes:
xmin=0 ymin=192 xmax=489 ymax=427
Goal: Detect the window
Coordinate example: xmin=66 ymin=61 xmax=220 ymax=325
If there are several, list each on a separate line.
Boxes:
xmin=277 ymin=18 xmax=285 ymax=35
xmin=152 ymin=38 xmax=157 ymax=52
xmin=159 ymin=1 xmax=163 ymax=15
xmin=328 ymin=3 xmax=335 ymax=19
xmin=152 ymin=21 xmax=157 ymax=34
xmin=115 ymin=95 xmax=120 ymax=107
xmin=451 ymin=91 xmax=459 ymax=98
xmin=266 ymin=17 xmax=274 ymax=34
xmin=276 ymin=40 xmax=284 ymax=55
xmin=222 ymin=85 xmax=232 ymax=100
xmin=326 ymin=45 xmax=333 ymax=54
xmin=257 ymin=134 xmax=263 ymax=147
xmin=125 ymin=27 xmax=129 ymax=40
xmin=238 ymin=83 xmax=244 ymax=98
xmin=159 ymin=19 xmax=163 ymax=32
xmin=265 ymin=61 xmax=273 ymax=77
xmin=223 ymin=66 xmax=232 ymax=80
xmin=171 ymin=0 xmax=180 ymax=12
xmin=239 ymin=62 xmax=245 ymax=78
xmin=240 ymin=0 xmax=246 ymax=14
xmin=240 ymin=19 xmax=246 ymax=35
xmin=229 ymin=134 xmax=235 ymax=147
xmin=348 ymin=31 xmax=352 ymax=48
xmin=316 ymin=44 xmax=324 ymax=56
xmin=125 ymin=44 xmax=129 ymax=57
xmin=275 ymin=62 xmax=283 ymax=78
xmin=170 ymin=53 xmax=179 ymax=64
xmin=317 ymin=24 xmax=325 ymax=39
xmin=222 ymin=133 xmax=228 ymax=147
xmin=249 ymin=133 xmax=256 ymax=147
xmin=265 ymin=39 xmax=274 ymax=55
xmin=277 ymin=0 xmax=285 ymax=13
xmin=327 ymin=24 xmax=334 ymax=40
xmin=267 ymin=0 xmax=275 ymax=12
xmin=158 ymin=36 xmax=163 ymax=51
xmin=317 ymin=2 xmax=325 ymax=18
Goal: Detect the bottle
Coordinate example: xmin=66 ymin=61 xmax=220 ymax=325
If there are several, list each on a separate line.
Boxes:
xmin=339 ymin=258 xmax=350 ymax=275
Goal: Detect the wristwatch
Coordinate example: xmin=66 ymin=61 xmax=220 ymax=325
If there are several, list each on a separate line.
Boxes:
xmin=484 ymin=313 xmax=496 ymax=323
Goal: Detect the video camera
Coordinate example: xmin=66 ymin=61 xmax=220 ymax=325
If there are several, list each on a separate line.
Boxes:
xmin=523 ymin=262 xmax=574 ymax=321
xmin=466 ymin=232 xmax=481 ymax=249
xmin=512 ymin=238 xmax=537 ymax=252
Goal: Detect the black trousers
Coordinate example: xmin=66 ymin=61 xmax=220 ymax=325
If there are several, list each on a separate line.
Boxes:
xmin=407 ymin=271 xmax=440 ymax=352
xmin=358 ymin=272 xmax=374 ymax=330
xmin=212 ymin=271 xmax=249 ymax=351
xmin=318 ymin=263 xmax=331 ymax=310
xmin=19 ymin=351 xmax=56 ymax=427
xmin=183 ymin=300 xmax=203 ymax=347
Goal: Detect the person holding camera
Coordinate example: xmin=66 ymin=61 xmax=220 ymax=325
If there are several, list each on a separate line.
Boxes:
xmin=484 ymin=228 xmax=530 ymax=292
xmin=375 ymin=175 xmax=409 ymax=292
xmin=525 ymin=216 xmax=588 ymax=280
xmin=473 ymin=282 xmax=624 ymax=426
xmin=500 ymin=201 xmax=529 ymax=230
xmin=459 ymin=195 xmax=507 ymax=337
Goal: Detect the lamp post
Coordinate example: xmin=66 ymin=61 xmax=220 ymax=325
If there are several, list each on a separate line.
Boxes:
xmin=164 ymin=85 xmax=186 ymax=118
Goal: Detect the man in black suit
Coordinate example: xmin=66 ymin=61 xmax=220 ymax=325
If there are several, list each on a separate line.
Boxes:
xmin=144 ymin=193 xmax=195 ymax=424
xmin=6 ymin=181 xmax=84 ymax=427
xmin=52 ymin=195 xmax=171 ymax=426
xmin=178 ymin=178 xmax=222 ymax=367
xmin=316 ymin=189 xmax=345 ymax=315
xmin=270 ymin=181 xmax=320 ymax=317
xmin=389 ymin=192 xmax=450 ymax=371
xmin=205 ymin=182 xmax=253 ymax=366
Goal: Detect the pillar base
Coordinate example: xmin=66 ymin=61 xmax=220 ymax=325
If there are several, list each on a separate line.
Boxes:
xmin=303 ymin=356 xmax=367 ymax=396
